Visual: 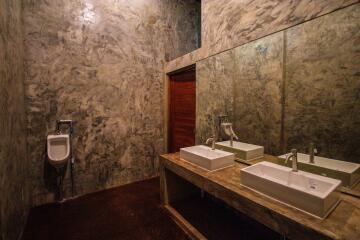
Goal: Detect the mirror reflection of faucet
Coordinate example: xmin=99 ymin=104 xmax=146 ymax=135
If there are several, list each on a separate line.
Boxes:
xmin=217 ymin=115 xmax=239 ymax=145
xmin=309 ymin=142 xmax=318 ymax=164
xmin=220 ymin=122 xmax=238 ymax=147
xmin=211 ymin=115 xmax=264 ymax=161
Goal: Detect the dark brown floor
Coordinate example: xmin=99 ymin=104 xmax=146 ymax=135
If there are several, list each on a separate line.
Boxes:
xmin=22 ymin=177 xmax=284 ymax=240
xmin=22 ymin=177 xmax=189 ymax=240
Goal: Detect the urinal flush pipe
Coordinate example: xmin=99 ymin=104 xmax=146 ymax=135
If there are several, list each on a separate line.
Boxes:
xmin=55 ymin=119 xmax=76 ymax=197
xmin=56 ymin=120 xmax=73 ymax=134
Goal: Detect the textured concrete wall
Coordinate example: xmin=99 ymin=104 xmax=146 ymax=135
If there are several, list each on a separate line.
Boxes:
xmin=166 ymin=0 xmax=357 ymax=73
xmin=23 ymin=0 xmax=195 ymax=206
xmin=284 ymin=5 xmax=360 ymax=163
xmin=0 ymin=0 xmax=29 ymax=239
xmin=196 ymin=50 xmax=235 ymax=144
xmin=202 ymin=0 xmax=357 ymax=55
xmin=162 ymin=0 xmax=201 ymax=61
xmin=197 ymin=4 xmax=360 ymax=162
xmin=196 ymin=33 xmax=283 ymax=155
xmin=232 ymin=33 xmax=283 ymax=155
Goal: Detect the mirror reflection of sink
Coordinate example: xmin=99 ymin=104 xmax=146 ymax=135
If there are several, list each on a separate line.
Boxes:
xmin=215 ymin=141 xmax=264 ymax=161
xmin=241 ymin=161 xmax=341 ymax=219
xmin=278 ymin=153 xmax=360 ymax=188
xmin=180 ymin=145 xmax=235 ymax=171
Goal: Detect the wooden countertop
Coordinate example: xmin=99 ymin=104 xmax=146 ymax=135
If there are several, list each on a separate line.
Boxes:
xmin=160 ymin=153 xmax=360 ymax=240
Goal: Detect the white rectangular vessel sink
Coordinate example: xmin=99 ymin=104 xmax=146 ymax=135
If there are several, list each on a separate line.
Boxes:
xmin=215 ymin=141 xmax=264 ymax=160
xmin=180 ymin=145 xmax=235 ymax=171
xmin=241 ymin=161 xmax=341 ymax=218
xmin=278 ymin=153 xmax=360 ymax=187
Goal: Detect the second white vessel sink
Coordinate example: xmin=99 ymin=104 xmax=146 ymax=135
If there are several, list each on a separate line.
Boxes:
xmin=241 ymin=161 xmax=341 ymax=218
xmin=215 ymin=141 xmax=264 ymax=160
xmin=278 ymin=153 xmax=360 ymax=187
xmin=180 ymin=145 xmax=235 ymax=171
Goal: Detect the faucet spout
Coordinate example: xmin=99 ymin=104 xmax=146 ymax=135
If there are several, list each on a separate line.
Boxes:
xmin=220 ymin=122 xmax=238 ymax=147
xmin=206 ymin=116 xmax=219 ymax=150
xmin=206 ymin=137 xmax=216 ymax=150
xmin=309 ymin=142 xmax=317 ymax=164
xmin=285 ymin=148 xmax=298 ymax=172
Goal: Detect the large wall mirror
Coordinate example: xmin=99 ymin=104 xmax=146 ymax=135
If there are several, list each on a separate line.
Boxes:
xmin=195 ymin=5 xmax=360 ymax=194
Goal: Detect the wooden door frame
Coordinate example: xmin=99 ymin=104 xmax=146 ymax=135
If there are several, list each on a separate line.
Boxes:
xmin=164 ymin=64 xmax=196 ymax=153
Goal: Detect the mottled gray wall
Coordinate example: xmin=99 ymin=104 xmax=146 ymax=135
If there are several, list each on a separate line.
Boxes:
xmin=162 ymin=0 xmax=201 ymax=61
xmin=23 ymin=0 xmax=194 ymax=206
xmin=197 ymin=33 xmax=283 ymax=155
xmin=197 ymin=4 xmax=360 ymax=162
xmin=233 ymin=33 xmax=283 ymax=155
xmin=201 ymin=0 xmax=357 ymax=59
xmin=285 ymin=5 xmax=360 ymax=163
xmin=165 ymin=0 xmax=357 ymax=73
xmin=196 ymin=50 xmax=235 ymax=144
xmin=14 ymin=0 xmax=360 ymax=213
xmin=0 ymin=0 xmax=29 ymax=239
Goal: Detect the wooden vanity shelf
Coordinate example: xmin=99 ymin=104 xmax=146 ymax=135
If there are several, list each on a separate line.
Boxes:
xmin=160 ymin=153 xmax=360 ymax=240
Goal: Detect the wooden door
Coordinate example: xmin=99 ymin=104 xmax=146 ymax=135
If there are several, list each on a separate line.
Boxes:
xmin=168 ymin=69 xmax=196 ymax=153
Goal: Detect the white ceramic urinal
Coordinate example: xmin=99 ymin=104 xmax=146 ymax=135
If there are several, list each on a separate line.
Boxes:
xmin=47 ymin=134 xmax=70 ymax=168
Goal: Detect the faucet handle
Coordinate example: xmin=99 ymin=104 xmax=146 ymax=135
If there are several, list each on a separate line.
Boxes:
xmin=205 ymin=137 xmax=214 ymax=145
xmin=285 ymin=149 xmax=296 ymax=164
xmin=309 ymin=142 xmax=317 ymax=154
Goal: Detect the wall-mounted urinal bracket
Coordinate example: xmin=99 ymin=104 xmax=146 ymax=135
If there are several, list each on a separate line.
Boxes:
xmin=55 ymin=119 xmax=76 ymax=197
xmin=56 ymin=120 xmax=74 ymax=134
xmin=55 ymin=166 xmax=67 ymax=201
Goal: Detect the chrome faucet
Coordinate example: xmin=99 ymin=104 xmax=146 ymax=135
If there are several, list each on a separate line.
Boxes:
xmin=285 ymin=149 xmax=298 ymax=172
xmin=206 ymin=120 xmax=218 ymax=150
xmin=219 ymin=122 xmax=238 ymax=147
xmin=206 ymin=137 xmax=216 ymax=150
xmin=309 ymin=142 xmax=317 ymax=164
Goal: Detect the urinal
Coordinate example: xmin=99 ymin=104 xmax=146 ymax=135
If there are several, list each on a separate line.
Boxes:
xmin=47 ymin=134 xmax=70 ymax=168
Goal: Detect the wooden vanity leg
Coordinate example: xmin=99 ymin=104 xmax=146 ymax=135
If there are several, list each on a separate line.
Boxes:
xmin=160 ymin=160 xmax=206 ymax=239
xmin=160 ymin=161 xmax=168 ymax=206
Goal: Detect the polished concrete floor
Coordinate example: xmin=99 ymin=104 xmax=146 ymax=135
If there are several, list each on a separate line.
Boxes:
xmin=22 ymin=178 xmax=189 ymax=240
